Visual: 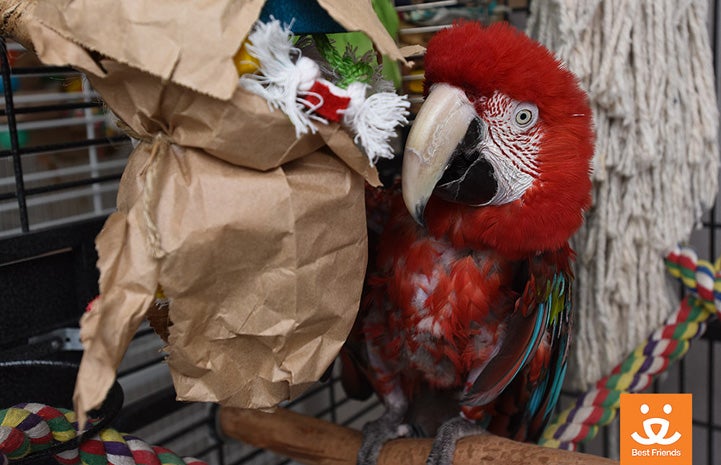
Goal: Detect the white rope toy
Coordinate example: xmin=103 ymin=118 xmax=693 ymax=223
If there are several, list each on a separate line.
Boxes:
xmin=239 ymin=19 xmax=410 ymax=165
xmin=239 ymin=21 xmax=321 ymax=135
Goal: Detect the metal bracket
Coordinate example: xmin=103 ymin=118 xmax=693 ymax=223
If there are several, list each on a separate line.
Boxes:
xmin=28 ymin=327 xmax=83 ymax=352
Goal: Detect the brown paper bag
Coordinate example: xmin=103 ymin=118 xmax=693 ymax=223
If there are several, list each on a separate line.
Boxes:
xmin=10 ymin=0 xmax=407 ymax=422
xmin=75 ymin=62 xmax=375 ymax=415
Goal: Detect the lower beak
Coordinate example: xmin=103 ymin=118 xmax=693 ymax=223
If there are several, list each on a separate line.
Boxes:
xmin=402 ymin=83 xmax=483 ymax=224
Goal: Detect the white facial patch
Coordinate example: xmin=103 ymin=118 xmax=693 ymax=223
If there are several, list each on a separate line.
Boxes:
xmin=477 ymin=92 xmax=542 ymax=206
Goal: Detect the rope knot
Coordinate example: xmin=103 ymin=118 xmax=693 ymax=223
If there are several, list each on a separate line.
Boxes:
xmin=114 ymin=118 xmax=172 ymax=260
xmin=128 ymin=132 xmax=173 ymax=259
xmin=665 ymin=245 xmax=721 ymax=317
xmin=140 ymin=133 xmax=172 ymax=259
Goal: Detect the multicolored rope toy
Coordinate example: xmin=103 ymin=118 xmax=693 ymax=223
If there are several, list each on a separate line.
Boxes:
xmin=0 ymin=404 xmax=206 ymax=465
xmin=539 ymin=245 xmax=720 ymax=450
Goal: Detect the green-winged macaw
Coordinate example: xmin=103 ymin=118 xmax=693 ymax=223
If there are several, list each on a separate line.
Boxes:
xmin=341 ymin=21 xmax=595 ymax=465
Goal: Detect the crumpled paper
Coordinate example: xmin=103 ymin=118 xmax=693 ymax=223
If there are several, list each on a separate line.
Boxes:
xmin=31 ymin=0 xmax=407 ymax=100
xmin=10 ymin=0 xmax=408 ymax=422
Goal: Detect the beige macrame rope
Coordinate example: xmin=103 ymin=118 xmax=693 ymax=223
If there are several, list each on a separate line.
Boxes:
xmin=140 ymin=134 xmax=170 ymax=259
xmin=115 ymin=119 xmax=170 ymax=260
xmin=528 ymin=0 xmax=719 ymax=389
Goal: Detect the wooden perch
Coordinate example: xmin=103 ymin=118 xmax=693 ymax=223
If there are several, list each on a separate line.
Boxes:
xmin=219 ymin=407 xmax=619 ymax=465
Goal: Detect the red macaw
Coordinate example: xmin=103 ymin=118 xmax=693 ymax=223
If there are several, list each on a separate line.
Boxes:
xmin=341 ymin=21 xmax=595 ymax=465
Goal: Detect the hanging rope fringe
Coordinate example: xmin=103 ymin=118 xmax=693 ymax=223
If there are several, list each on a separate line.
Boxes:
xmin=539 ymin=245 xmax=720 ymax=450
xmin=0 ymin=404 xmax=205 ymax=465
xmin=342 ymin=82 xmax=409 ymax=163
xmin=239 ymin=19 xmax=321 ymax=136
xmin=528 ymin=0 xmax=720 ymax=389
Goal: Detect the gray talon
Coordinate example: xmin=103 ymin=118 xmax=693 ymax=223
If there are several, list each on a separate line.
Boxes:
xmin=426 ymin=416 xmax=487 ymax=465
xmin=358 ymin=408 xmax=407 ymax=465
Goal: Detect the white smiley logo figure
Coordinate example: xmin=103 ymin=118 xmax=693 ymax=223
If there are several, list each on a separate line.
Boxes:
xmin=631 ymin=403 xmax=682 ymax=445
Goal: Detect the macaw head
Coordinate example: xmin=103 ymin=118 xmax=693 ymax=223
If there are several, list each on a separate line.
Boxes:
xmin=403 ymin=22 xmax=594 ymax=258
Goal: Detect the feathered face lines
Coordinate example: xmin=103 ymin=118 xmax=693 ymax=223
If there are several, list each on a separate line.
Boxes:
xmin=472 ymin=91 xmax=543 ymax=205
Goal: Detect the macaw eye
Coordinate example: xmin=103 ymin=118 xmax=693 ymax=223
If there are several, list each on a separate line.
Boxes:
xmin=512 ymin=102 xmax=538 ymax=129
xmin=515 ymin=110 xmax=533 ymax=125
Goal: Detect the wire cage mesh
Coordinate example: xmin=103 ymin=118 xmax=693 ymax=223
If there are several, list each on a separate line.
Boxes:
xmin=0 ymin=43 xmax=130 ymax=237
xmin=0 ymin=1 xmax=720 ymax=465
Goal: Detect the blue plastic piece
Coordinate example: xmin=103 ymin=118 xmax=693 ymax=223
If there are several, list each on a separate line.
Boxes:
xmin=0 ymin=129 xmax=28 ymax=149
xmin=259 ymin=0 xmax=346 ymax=34
xmin=0 ymin=76 xmax=19 ymax=93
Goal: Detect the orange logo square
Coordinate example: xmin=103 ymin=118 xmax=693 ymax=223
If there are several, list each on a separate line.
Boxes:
xmin=620 ymin=393 xmax=692 ymax=465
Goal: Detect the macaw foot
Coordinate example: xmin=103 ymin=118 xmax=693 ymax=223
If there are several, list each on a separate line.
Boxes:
xmin=357 ymin=408 xmax=409 ymax=465
xmin=426 ymin=416 xmax=487 ymax=465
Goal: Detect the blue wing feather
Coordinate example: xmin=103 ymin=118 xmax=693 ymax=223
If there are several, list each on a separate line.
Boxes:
xmin=480 ymin=249 xmax=574 ymax=442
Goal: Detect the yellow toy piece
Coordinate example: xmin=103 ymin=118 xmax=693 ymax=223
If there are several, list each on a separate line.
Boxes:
xmin=233 ymin=40 xmax=260 ymax=76
xmin=406 ymin=69 xmax=424 ymax=94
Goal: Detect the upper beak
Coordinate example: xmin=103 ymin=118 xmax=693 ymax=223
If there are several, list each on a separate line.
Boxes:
xmin=402 ymin=83 xmax=483 ymax=224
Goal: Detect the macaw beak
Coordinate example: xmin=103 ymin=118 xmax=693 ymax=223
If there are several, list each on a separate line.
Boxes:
xmin=402 ymin=83 xmax=490 ymax=225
